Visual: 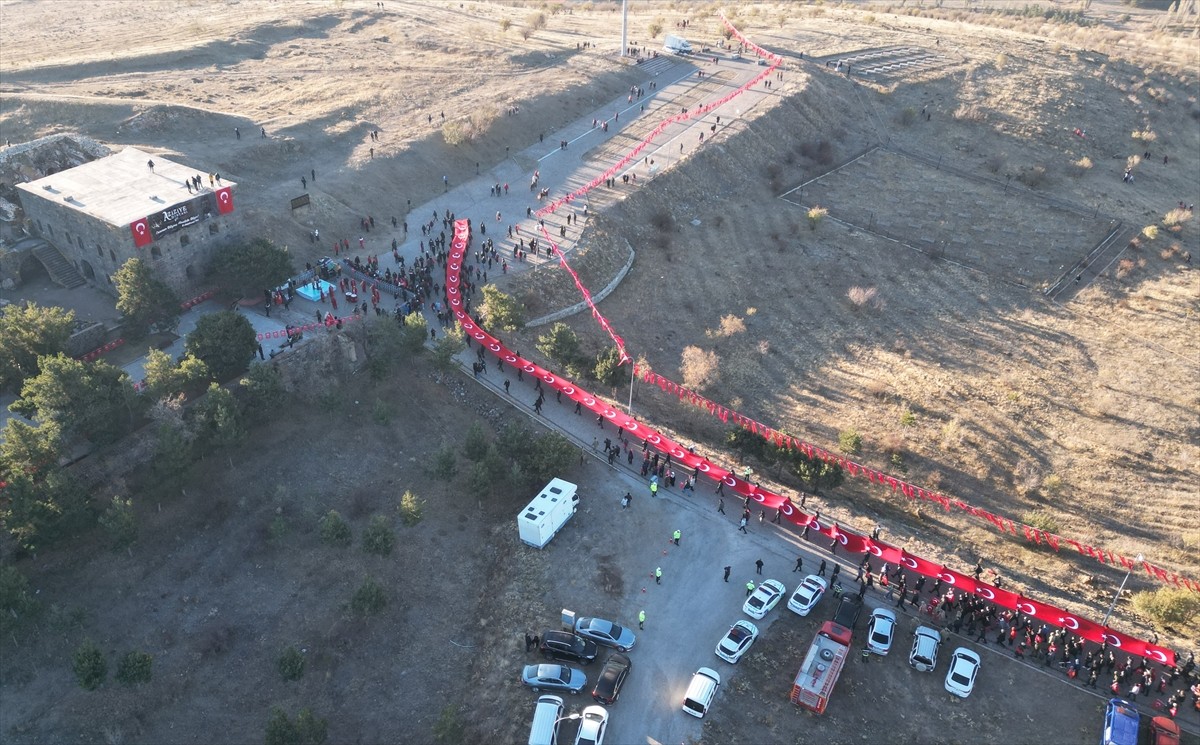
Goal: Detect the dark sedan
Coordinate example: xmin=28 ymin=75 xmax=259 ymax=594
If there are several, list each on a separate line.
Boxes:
xmin=540 ymin=630 xmax=599 ymax=665
xmin=591 ymin=653 xmax=632 ymax=705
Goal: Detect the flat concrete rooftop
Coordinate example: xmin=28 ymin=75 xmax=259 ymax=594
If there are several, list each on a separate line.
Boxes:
xmin=15 ymin=147 xmax=234 ymax=227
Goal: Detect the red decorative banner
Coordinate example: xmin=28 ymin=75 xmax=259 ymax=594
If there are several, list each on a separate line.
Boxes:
xmin=445 ymin=217 xmax=1175 ymax=667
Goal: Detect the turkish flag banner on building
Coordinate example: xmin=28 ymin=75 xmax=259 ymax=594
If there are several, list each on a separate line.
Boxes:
xmin=130 ymin=217 xmax=153 ymax=248
xmin=215 ymin=187 xmax=234 ymax=214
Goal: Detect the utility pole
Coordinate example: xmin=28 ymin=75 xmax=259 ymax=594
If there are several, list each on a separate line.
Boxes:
xmin=621 ymin=0 xmax=629 ymax=57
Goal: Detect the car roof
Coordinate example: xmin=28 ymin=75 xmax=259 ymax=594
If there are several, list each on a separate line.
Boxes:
xmin=951 ymin=647 xmax=980 ymax=663
xmin=871 ymin=608 xmax=896 ymax=621
xmin=915 ymin=625 xmax=942 ymax=639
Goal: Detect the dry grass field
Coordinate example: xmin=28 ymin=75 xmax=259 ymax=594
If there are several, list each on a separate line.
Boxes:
xmin=1 ymin=1 xmax=1198 ymax=742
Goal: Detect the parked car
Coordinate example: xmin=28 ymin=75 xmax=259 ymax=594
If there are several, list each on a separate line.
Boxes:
xmin=681 ymin=667 xmax=721 ymax=718
xmin=866 ymin=608 xmax=897 ymax=655
xmin=540 ymin=630 xmax=598 ymax=665
xmin=574 ymin=617 xmax=637 ymax=652
xmin=573 ymin=705 xmax=608 ymax=745
xmin=1101 ymin=698 xmax=1140 ymax=745
xmin=591 ymin=653 xmax=632 ymax=705
xmin=909 ymin=625 xmax=942 ymax=672
xmin=715 ymin=620 xmax=759 ymax=664
xmin=743 ymin=579 xmax=786 ymax=619
xmin=1148 ymin=716 xmax=1181 ymax=745
xmin=943 ymin=647 xmax=981 ymax=697
xmin=522 ymin=664 xmax=587 ymax=694
xmin=528 ymin=694 xmax=564 ymax=745
xmin=831 ymin=594 xmax=863 ymax=630
xmin=787 ymin=575 xmax=828 ymax=616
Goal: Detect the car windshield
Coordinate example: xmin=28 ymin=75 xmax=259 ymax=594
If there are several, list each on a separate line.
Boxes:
xmin=872 ymin=631 xmax=888 ymax=643
xmin=951 ymin=670 xmax=970 ymax=685
xmin=729 ymin=627 xmax=750 ymax=641
xmin=748 ymin=597 xmax=764 ymax=608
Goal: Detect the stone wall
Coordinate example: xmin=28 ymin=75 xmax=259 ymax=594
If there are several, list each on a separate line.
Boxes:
xmin=19 ymin=186 xmax=243 ymax=298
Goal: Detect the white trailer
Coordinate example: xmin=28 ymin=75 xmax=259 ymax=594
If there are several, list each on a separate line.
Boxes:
xmin=663 ymin=34 xmax=693 ymax=54
xmin=518 ymin=478 xmax=579 ymax=549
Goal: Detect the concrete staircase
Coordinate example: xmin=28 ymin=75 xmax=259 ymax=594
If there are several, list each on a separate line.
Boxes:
xmin=30 ymin=240 xmax=86 ymax=289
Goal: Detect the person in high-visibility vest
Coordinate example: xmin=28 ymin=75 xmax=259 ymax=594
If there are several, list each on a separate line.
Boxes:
xmin=638 ymin=610 xmax=646 ymax=629
xmin=672 ymin=530 xmax=681 ymax=546
xmin=746 ymin=581 xmax=756 ymax=596
xmin=650 ymin=482 xmax=658 ymax=497
xmin=655 ymin=567 xmax=663 ymax=584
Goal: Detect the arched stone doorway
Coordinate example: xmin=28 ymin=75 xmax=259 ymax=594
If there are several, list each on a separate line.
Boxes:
xmin=80 ymin=259 xmax=96 ymax=280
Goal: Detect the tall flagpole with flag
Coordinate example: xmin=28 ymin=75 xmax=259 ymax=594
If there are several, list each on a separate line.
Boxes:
xmin=621 ymin=0 xmax=628 ymax=57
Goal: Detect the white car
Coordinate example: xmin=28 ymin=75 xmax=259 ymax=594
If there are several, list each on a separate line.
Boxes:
xmin=573 ymin=704 xmax=608 ymax=745
xmin=944 ymin=647 xmax=981 ymax=698
xmin=715 ymin=620 xmax=759 ymax=663
xmin=866 ymin=608 xmax=897 ymax=655
xmin=743 ymin=579 xmax=786 ymax=619
xmin=787 ymin=575 xmax=828 ymax=616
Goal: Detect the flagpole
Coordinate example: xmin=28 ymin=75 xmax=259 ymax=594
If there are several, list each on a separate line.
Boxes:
xmin=627 ymin=362 xmax=636 ymax=416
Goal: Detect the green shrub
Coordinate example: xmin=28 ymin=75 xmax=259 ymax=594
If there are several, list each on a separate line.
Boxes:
xmin=318 ymin=510 xmax=351 ymax=547
xmin=278 ymin=646 xmax=305 ymax=681
xmin=72 ymin=640 xmax=107 ymax=690
xmin=350 ymin=577 xmax=387 ymax=616
xmin=432 ymin=445 xmax=458 ymax=480
xmin=1021 ymin=509 xmax=1060 ymax=534
xmin=265 ymin=706 xmax=328 ymax=745
xmin=116 ymin=650 xmax=152 ymax=685
xmin=463 ymin=422 xmax=489 ymax=461
xmin=807 ymin=206 xmax=828 ymax=230
xmin=1042 ymin=474 xmax=1064 ymax=497
xmin=899 ymin=409 xmax=917 ymax=426
xmin=371 ymin=398 xmax=393 ymax=426
xmin=0 ymin=565 xmax=39 ymax=633
xmin=1132 ymin=588 xmax=1200 ymax=627
xmin=268 ymin=514 xmax=290 ymax=544
xmin=399 ymin=490 xmax=424 ymax=526
xmin=100 ymin=497 xmax=137 ymax=551
xmin=432 ymin=703 xmax=465 ymax=744
xmin=838 ymin=429 xmax=862 ymax=455
xmin=362 ymin=516 xmax=395 ymax=556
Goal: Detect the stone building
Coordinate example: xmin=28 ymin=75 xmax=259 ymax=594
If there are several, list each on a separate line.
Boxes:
xmin=15 ymin=146 xmax=242 ymax=297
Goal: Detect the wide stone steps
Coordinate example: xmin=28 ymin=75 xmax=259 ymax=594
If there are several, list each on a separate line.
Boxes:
xmin=32 ymin=242 xmax=87 ymax=289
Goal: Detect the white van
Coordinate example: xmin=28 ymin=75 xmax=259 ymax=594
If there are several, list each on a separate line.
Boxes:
xmin=681 ymin=667 xmax=721 ymax=718
xmin=528 ymin=694 xmax=565 ymax=745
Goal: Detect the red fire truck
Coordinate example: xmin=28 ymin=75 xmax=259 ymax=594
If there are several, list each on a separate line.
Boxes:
xmin=789 ymin=621 xmax=854 ymax=714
